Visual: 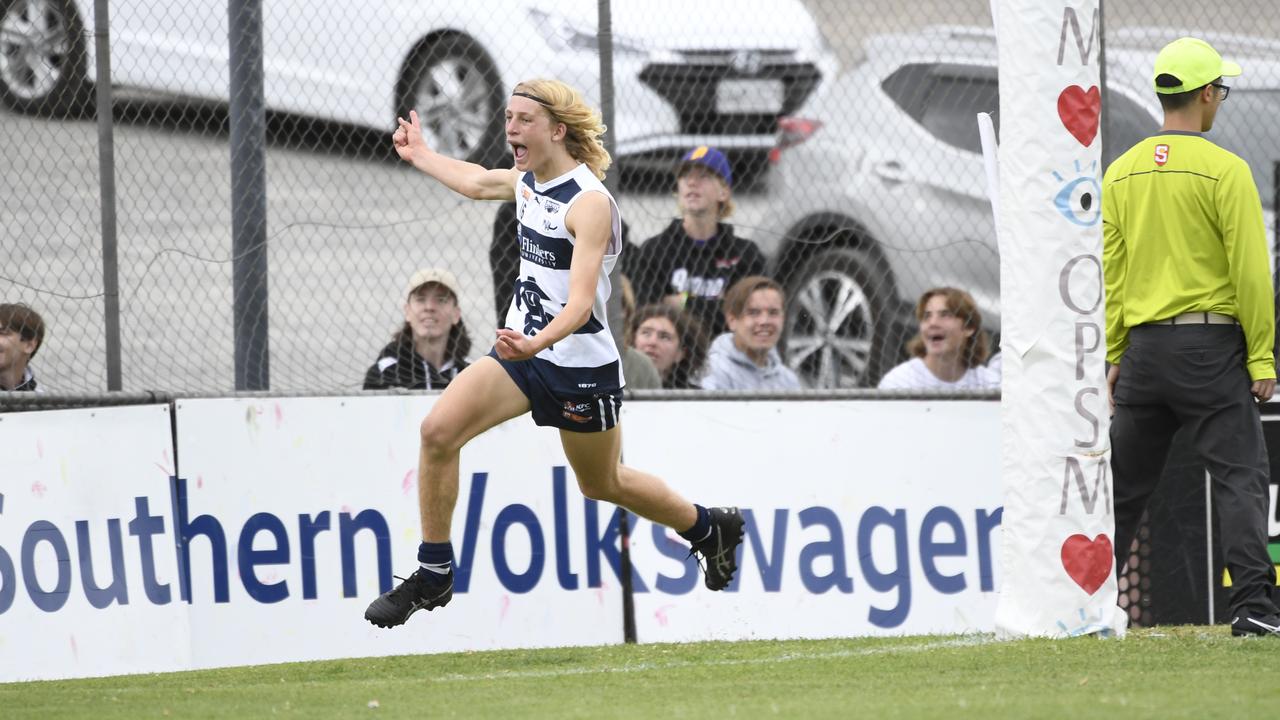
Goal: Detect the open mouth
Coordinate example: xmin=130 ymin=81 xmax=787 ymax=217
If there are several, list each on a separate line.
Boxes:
xmin=511 ymin=143 xmax=528 ymax=162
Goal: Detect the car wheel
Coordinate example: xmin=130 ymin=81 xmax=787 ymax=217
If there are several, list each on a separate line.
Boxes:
xmin=0 ymin=0 xmax=92 ymax=116
xmin=398 ymin=34 xmax=505 ymax=167
xmin=785 ymin=247 xmax=896 ymax=388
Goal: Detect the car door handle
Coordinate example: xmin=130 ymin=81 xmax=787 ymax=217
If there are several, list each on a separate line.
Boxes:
xmin=872 ymin=160 xmax=908 ymax=184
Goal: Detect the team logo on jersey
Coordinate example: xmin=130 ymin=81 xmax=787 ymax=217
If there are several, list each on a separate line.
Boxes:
xmin=514 ymin=275 xmax=555 ymax=337
xmin=561 ymin=400 xmax=594 ymax=423
xmin=1154 ymin=144 xmax=1169 ymax=166
xmin=544 ymin=198 xmax=561 ymax=214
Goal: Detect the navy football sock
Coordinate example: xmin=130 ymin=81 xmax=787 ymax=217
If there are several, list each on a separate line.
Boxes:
xmin=417 ymin=541 xmax=453 ymax=583
xmin=677 ymin=504 xmax=713 ymax=544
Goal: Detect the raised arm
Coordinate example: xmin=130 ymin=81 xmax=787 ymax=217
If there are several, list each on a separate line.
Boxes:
xmin=393 ymin=110 xmax=518 ymax=201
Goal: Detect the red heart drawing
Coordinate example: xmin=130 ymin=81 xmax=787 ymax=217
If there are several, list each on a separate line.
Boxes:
xmin=1060 ymin=533 xmax=1112 ymax=595
xmin=1057 ymin=85 xmax=1101 ymax=147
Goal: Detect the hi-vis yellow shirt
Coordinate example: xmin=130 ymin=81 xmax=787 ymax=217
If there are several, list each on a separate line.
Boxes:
xmin=1102 ymin=132 xmax=1275 ymax=380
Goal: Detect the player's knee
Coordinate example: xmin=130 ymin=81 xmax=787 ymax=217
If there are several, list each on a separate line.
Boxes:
xmin=420 ymin=414 xmax=461 ymax=456
xmin=577 ymin=474 xmax=620 ymax=503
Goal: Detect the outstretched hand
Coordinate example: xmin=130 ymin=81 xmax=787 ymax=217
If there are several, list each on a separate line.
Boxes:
xmin=392 ymin=110 xmax=429 ymax=163
xmin=495 ymin=328 xmax=539 ymax=361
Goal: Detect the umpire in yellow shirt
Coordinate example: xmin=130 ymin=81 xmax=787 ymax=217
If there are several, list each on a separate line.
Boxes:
xmin=1103 ymin=37 xmax=1280 ymax=637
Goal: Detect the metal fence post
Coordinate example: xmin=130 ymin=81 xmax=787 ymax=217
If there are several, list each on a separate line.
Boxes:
xmin=597 ymin=0 xmax=636 ymax=645
xmin=93 ymin=0 xmax=122 ymax=391
xmin=229 ymin=0 xmax=270 ymax=390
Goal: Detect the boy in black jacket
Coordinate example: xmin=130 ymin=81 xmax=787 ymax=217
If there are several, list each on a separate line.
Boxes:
xmin=363 ymin=268 xmax=471 ymax=390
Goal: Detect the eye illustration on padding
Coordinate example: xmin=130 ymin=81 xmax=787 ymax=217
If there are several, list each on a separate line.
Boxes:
xmin=1052 ymin=160 xmax=1101 ymax=227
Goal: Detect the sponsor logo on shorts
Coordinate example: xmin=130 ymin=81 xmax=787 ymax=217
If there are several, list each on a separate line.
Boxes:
xmin=561 ymin=400 xmax=594 ymax=424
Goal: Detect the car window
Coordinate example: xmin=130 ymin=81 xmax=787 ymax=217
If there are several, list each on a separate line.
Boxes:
xmin=881 ymin=63 xmax=933 ymax=121
xmin=881 ymin=64 xmax=998 ymax=155
xmin=1102 ymin=91 xmax=1156 ymax=167
xmin=920 ymin=74 xmax=999 ymax=154
xmin=1212 ymin=89 xmax=1280 ymax=211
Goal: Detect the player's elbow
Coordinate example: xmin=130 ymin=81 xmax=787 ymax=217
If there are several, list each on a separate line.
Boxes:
xmin=562 ymin=301 xmax=593 ymax=332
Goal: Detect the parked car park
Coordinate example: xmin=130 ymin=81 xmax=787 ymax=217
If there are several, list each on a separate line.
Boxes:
xmin=0 ymin=0 xmax=833 ymax=181
xmin=762 ymin=26 xmax=1280 ymax=388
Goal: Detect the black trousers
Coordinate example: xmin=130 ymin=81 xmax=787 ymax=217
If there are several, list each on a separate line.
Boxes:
xmin=1111 ymin=323 xmax=1279 ymax=618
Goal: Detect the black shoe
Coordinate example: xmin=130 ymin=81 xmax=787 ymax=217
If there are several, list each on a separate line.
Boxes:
xmin=364 ymin=568 xmax=453 ymax=628
xmin=1231 ymin=612 xmax=1280 ymax=637
xmin=689 ymin=507 xmax=745 ymax=591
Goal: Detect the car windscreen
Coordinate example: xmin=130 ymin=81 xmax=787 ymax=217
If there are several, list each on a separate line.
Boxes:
xmin=1211 ymin=89 xmax=1280 ymax=211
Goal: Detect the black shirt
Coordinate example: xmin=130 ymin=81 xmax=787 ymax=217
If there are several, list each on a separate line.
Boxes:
xmin=632 ymin=220 xmax=766 ymax=336
xmin=363 ymin=336 xmax=467 ymax=391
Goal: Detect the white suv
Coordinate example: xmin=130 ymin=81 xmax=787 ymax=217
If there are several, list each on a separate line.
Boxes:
xmin=0 ymin=0 xmax=834 ymax=177
xmin=766 ymin=26 xmax=1280 ymax=388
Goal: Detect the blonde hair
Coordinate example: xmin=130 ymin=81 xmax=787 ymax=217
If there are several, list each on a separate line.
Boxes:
xmin=513 ymin=79 xmax=611 ymax=180
xmin=719 ymin=195 xmax=736 ymax=220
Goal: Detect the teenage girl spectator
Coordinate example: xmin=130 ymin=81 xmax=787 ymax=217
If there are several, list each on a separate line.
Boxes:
xmin=632 ymin=303 xmax=708 ymax=390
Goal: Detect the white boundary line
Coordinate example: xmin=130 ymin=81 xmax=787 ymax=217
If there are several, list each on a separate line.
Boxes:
xmin=429 ymin=636 xmax=996 ymax=683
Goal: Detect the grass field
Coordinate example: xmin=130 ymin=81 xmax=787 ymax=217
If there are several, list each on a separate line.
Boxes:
xmin=3 ymin=627 xmax=1277 ymax=719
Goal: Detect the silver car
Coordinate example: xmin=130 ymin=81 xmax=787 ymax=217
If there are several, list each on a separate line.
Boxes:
xmin=766 ymin=26 xmax=1280 ymax=388
xmin=0 ymin=0 xmax=834 ymax=177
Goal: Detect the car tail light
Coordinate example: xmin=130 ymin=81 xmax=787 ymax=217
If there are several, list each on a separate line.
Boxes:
xmin=769 ymin=116 xmax=823 ymax=164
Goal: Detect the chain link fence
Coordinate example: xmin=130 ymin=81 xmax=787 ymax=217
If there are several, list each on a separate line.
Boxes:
xmin=2 ymin=0 xmax=1277 ymax=395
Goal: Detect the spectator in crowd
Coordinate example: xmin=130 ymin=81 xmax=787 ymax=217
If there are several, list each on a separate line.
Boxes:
xmin=619 ymin=275 xmax=662 ymax=390
xmin=0 ymin=303 xmax=45 ymax=392
xmin=631 ymin=146 xmax=765 ymax=337
xmin=877 ymin=287 xmax=1000 ymax=390
xmin=363 ymin=268 xmax=471 ymax=390
xmin=701 ymin=276 xmax=802 ymax=391
xmin=632 ymin=303 xmax=708 ymax=390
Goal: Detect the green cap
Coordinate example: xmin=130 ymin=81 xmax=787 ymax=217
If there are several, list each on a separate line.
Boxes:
xmin=1152 ymin=37 xmax=1242 ymax=94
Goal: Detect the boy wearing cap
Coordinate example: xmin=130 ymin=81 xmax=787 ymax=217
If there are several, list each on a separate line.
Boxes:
xmin=363 ymin=268 xmax=472 ymax=391
xmin=632 ymin=146 xmax=766 ymax=337
xmin=1103 ymin=37 xmax=1280 ymax=636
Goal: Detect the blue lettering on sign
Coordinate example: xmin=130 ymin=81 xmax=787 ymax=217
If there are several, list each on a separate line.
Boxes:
xmin=858 ymin=506 xmax=910 ymax=628
xmin=491 ymin=503 xmax=544 ymax=593
xmin=0 ymin=470 xmax=1003 ymax=631
xmin=799 ymin=506 xmax=854 ymax=594
xmin=76 ymin=518 xmax=129 ymax=608
xmin=24 ymin=520 xmax=71 ymax=612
